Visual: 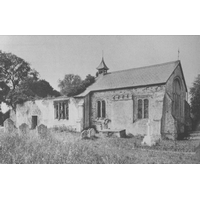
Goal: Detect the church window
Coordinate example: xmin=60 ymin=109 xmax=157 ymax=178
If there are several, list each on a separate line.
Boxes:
xmin=97 ymin=101 xmax=101 ymax=118
xmin=144 ymin=99 xmax=149 ymax=118
xmin=138 ymin=99 xmax=143 ymax=119
xmin=97 ymin=100 xmax=106 ymax=118
xmin=54 ymin=100 xmax=69 ymax=120
xmin=102 ymin=100 xmax=106 ymax=118
xmin=172 ymin=78 xmax=182 ymax=118
xmin=137 ymin=98 xmax=149 ymax=119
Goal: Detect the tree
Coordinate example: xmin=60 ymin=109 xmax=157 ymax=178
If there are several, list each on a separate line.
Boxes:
xmin=58 ymin=74 xmax=95 ymax=97
xmin=82 ymin=74 xmax=95 ymax=88
xmin=58 ymin=74 xmax=84 ymax=97
xmin=0 ymin=50 xmax=38 ymax=90
xmin=6 ymin=78 xmax=61 ymax=106
xmin=0 ymin=50 xmax=39 ymax=109
xmin=190 ymin=74 xmax=200 ymax=129
xmin=0 ymin=50 xmax=60 ymax=110
xmin=20 ymin=78 xmax=60 ymax=98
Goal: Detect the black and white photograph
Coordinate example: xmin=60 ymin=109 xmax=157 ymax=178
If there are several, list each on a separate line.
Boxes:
xmin=0 ymin=0 xmax=199 ymax=200
xmin=0 ymin=35 xmax=199 ymax=164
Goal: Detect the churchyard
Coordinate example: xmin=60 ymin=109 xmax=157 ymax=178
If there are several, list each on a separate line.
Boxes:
xmin=0 ymin=119 xmax=199 ymax=164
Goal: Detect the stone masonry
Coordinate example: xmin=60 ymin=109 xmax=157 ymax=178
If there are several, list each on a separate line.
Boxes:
xmin=90 ymin=85 xmax=165 ymax=136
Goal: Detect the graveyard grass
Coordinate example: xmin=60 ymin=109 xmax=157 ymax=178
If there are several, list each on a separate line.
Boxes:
xmin=0 ymin=128 xmax=199 ymax=164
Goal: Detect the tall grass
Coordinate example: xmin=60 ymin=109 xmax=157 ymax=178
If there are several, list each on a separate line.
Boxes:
xmin=0 ymin=132 xmax=103 ymax=164
xmin=0 ymin=129 xmax=199 ymax=164
xmin=0 ymin=130 xmax=126 ymax=164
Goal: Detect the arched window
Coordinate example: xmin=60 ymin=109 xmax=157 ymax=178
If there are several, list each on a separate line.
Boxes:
xmin=97 ymin=100 xmax=106 ymax=118
xmin=137 ymin=98 xmax=149 ymax=119
xmin=173 ymin=78 xmax=182 ymax=118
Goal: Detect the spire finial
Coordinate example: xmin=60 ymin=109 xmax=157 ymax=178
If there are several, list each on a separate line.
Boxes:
xmin=102 ymin=50 xmax=104 ymax=60
xmin=178 ymin=48 xmax=180 ymax=60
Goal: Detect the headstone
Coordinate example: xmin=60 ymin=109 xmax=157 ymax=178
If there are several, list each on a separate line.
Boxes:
xmin=80 ymin=128 xmax=97 ymax=139
xmin=119 ymin=129 xmax=126 ymax=138
xmin=89 ymin=128 xmax=96 ymax=137
xmin=19 ymin=123 xmax=29 ymax=135
xmin=4 ymin=118 xmax=16 ymax=134
xmin=195 ymin=142 xmax=200 ymax=161
xmin=37 ymin=124 xmax=48 ymax=138
xmin=68 ymin=125 xmax=72 ymax=132
xmin=80 ymin=130 xmax=88 ymax=139
xmin=141 ymin=120 xmax=160 ymax=146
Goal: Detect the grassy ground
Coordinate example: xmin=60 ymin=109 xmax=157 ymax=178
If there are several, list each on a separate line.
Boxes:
xmin=0 ymin=129 xmax=199 ymax=164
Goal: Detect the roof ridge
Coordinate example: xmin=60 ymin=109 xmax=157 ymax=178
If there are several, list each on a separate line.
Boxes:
xmin=110 ymin=60 xmax=180 ymax=74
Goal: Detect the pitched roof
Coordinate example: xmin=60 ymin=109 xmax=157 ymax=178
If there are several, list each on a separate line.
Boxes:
xmin=76 ymin=60 xmax=180 ymax=97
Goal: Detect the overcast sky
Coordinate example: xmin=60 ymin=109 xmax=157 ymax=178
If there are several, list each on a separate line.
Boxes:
xmin=0 ymin=35 xmax=199 ymax=92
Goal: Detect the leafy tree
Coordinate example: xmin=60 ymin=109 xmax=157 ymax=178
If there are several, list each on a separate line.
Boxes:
xmin=0 ymin=50 xmax=60 ymax=110
xmin=0 ymin=50 xmax=38 ymax=89
xmin=58 ymin=74 xmax=95 ymax=97
xmin=0 ymin=50 xmax=39 ymax=109
xmin=190 ymin=74 xmax=200 ymax=129
xmin=20 ymin=78 xmax=60 ymax=98
xmin=58 ymin=74 xmax=83 ymax=97
xmin=82 ymin=74 xmax=95 ymax=88
xmin=6 ymin=78 xmax=61 ymax=107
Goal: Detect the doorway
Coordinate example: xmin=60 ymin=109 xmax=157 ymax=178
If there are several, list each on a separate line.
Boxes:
xmin=32 ymin=116 xmax=38 ymax=129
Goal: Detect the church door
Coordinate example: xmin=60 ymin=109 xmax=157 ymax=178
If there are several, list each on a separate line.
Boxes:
xmin=31 ymin=116 xmax=38 ymax=129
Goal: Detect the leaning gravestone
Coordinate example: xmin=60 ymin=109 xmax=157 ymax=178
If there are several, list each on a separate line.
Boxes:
xmin=19 ymin=123 xmax=29 ymax=135
xmin=37 ymin=124 xmax=48 ymax=138
xmin=4 ymin=118 xmax=16 ymax=134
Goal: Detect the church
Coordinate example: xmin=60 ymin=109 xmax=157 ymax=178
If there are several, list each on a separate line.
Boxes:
xmin=10 ymin=58 xmax=191 ymax=140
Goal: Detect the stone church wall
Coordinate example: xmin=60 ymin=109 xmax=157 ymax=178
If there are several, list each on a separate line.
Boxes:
xmin=161 ymin=93 xmax=176 ymax=138
xmin=163 ymin=64 xmax=187 ymax=137
xmin=90 ymin=85 xmax=166 ymax=136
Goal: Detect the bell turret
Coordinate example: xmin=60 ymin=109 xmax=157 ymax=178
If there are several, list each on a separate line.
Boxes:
xmin=96 ymin=57 xmax=109 ymax=76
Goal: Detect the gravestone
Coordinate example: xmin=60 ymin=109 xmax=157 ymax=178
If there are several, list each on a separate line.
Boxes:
xmin=81 ymin=128 xmax=97 ymax=139
xmin=4 ymin=118 xmax=16 ymax=134
xmin=142 ymin=132 xmax=161 ymax=146
xmin=19 ymin=123 xmax=29 ymax=135
xmin=141 ymin=120 xmax=160 ymax=146
xmin=89 ymin=128 xmax=96 ymax=137
xmin=195 ymin=142 xmax=200 ymax=161
xmin=37 ymin=124 xmax=48 ymax=138
xmin=67 ymin=125 xmax=72 ymax=132
xmin=80 ymin=130 xmax=88 ymax=139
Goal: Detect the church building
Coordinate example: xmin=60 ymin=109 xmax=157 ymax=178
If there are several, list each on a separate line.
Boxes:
xmin=11 ymin=58 xmax=191 ymax=140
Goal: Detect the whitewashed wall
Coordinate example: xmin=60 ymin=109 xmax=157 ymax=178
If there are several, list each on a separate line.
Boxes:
xmin=10 ymin=97 xmax=84 ymax=132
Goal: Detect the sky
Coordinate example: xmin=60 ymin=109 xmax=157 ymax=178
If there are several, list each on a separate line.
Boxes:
xmin=0 ymin=35 xmax=199 ymax=93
